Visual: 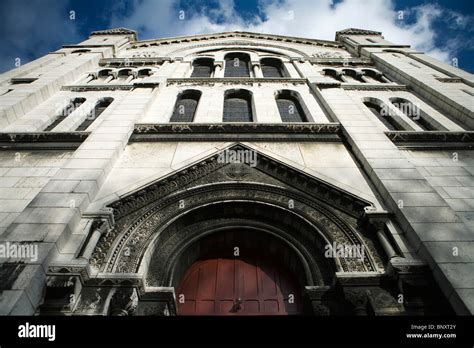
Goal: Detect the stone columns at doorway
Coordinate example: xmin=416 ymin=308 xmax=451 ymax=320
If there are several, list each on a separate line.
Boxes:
xmin=135 ymin=288 xmax=177 ymax=316
xmin=304 ymin=286 xmax=335 ymax=315
xmin=79 ymin=219 xmax=110 ymax=262
xmin=363 ymin=209 xmax=401 ymax=261
xmin=109 ymin=287 xmax=138 ymax=316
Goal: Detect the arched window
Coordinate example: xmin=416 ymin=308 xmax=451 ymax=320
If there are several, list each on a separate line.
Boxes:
xmin=117 ymin=69 xmax=132 ymax=80
xmin=223 ymin=89 xmax=253 ymax=122
xmin=343 ymin=69 xmax=365 ymax=83
xmin=137 ymin=69 xmax=152 ymax=78
xmin=275 ymin=91 xmax=308 ymax=122
xmin=191 ymin=58 xmax=214 ymax=77
xmin=261 ymin=58 xmax=286 ymax=78
xmin=98 ymin=69 xmax=112 ymax=79
xmin=75 ymin=97 xmax=113 ymax=131
xmin=362 ymin=69 xmax=388 ymax=83
xmin=44 ymin=97 xmax=86 ymax=131
xmin=323 ymin=69 xmax=344 ymax=82
xmin=363 ymin=99 xmax=405 ymax=131
xmin=170 ymin=90 xmax=201 ymax=122
xmin=224 ymin=53 xmax=250 ymax=77
xmin=389 ymin=97 xmax=446 ymax=131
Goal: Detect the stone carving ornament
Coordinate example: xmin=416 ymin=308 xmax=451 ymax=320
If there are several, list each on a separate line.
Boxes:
xmin=89 ymin=145 xmax=381 ymax=282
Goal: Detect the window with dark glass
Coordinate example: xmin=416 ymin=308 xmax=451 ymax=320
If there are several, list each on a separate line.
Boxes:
xmin=363 ymin=100 xmax=405 ymax=131
xmin=276 ymin=91 xmax=307 ymax=122
xmin=191 ymin=58 xmax=214 ymax=77
xmin=223 ymin=89 xmax=253 ymax=122
xmin=343 ymin=69 xmax=365 ymax=83
xmin=137 ymin=69 xmax=152 ymax=78
xmin=117 ymin=69 xmax=131 ymax=80
xmin=98 ymin=69 xmax=112 ymax=79
xmin=170 ymin=90 xmax=201 ymax=122
xmin=75 ymin=97 xmax=113 ymax=131
xmin=44 ymin=97 xmax=86 ymax=131
xmin=224 ymin=53 xmax=250 ymax=77
xmin=261 ymin=58 xmax=286 ymax=78
xmin=362 ymin=69 xmax=388 ymax=83
xmin=323 ymin=69 xmax=344 ymax=82
xmin=390 ymin=97 xmax=446 ymax=131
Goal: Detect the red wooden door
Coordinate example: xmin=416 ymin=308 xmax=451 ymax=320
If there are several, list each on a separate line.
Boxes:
xmin=176 ymin=257 xmax=301 ymax=315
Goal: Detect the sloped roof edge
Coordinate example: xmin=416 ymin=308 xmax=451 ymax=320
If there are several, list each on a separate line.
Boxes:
xmin=131 ymin=30 xmax=343 ymax=48
xmin=335 ymin=28 xmax=382 ymax=40
xmin=91 ymin=27 xmax=138 ymax=40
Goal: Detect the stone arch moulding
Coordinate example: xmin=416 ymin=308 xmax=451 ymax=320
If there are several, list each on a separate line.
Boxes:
xmin=88 ymin=143 xmax=384 ymax=287
xmin=167 ymin=42 xmax=310 ymax=59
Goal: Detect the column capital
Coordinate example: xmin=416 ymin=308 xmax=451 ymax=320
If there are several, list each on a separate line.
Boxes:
xmin=109 ymin=288 xmax=138 ymax=316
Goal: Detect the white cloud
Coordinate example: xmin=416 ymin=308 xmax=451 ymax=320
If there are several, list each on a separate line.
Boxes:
xmin=110 ymin=0 xmax=471 ymax=63
xmin=0 ymin=0 xmax=81 ymax=73
xmin=110 ymin=0 xmax=245 ymax=39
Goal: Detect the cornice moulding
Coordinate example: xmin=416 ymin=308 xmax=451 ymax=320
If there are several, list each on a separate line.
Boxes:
xmin=385 ymin=131 xmax=474 ymax=149
xmin=131 ymin=123 xmax=341 ymax=142
xmin=0 ymin=132 xmax=90 ymax=150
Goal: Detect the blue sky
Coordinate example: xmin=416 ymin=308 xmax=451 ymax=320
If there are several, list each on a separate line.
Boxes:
xmin=0 ymin=0 xmax=473 ymax=73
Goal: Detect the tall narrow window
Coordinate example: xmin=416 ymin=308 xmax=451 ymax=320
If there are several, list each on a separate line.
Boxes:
xmin=44 ymin=97 xmax=86 ymax=131
xmin=223 ymin=89 xmax=253 ymax=122
xmin=363 ymin=100 xmax=405 ymax=131
xmin=75 ymin=97 xmax=113 ymax=131
xmin=137 ymin=69 xmax=152 ymax=79
xmin=191 ymin=58 xmax=214 ymax=77
xmin=323 ymin=69 xmax=344 ymax=82
xmin=224 ymin=53 xmax=250 ymax=77
xmin=276 ymin=91 xmax=308 ymax=122
xmin=343 ymin=69 xmax=365 ymax=83
xmin=390 ymin=97 xmax=446 ymax=131
xmin=261 ymin=58 xmax=286 ymax=78
xmin=117 ymin=69 xmax=132 ymax=81
xmin=362 ymin=69 xmax=389 ymax=83
xmin=98 ymin=69 xmax=112 ymax=78
xmin=170 ymin=90 xmax=201 ymax=122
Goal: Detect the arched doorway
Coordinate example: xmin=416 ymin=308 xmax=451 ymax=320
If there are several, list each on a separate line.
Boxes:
xmin=175 ymin=229 xmax=302 ymax=315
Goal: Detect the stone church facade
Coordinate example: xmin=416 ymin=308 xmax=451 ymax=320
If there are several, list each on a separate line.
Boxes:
xmin=0 ymin=27 xmax=472 ymax=316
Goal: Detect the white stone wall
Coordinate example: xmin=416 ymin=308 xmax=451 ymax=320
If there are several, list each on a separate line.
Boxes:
xmin=0 ymin=29 xmax=472 ymax=315
xmin=141 ymin=82 xmax=328 ymax=123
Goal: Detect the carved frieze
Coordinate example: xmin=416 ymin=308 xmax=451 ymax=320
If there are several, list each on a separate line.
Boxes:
xmin=385 ymin=131 xmax=474 ymax=150
xmin=0 ymin=132 xmax=90 ymax=150
xmin=131 ymin=123 xmax=341 ymax=142
xmin=88 ymin=145 xmax=378 ymax=277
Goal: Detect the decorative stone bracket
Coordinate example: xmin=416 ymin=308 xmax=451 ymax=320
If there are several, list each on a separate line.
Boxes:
xmin=362 ymin=208 xmax=401 ymax=261
xmin=109 ymin=288 xmax=138 ymax=316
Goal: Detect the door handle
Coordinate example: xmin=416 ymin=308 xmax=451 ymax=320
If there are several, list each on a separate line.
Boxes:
xmin=231 ymin=297 xmax=242 ymax=312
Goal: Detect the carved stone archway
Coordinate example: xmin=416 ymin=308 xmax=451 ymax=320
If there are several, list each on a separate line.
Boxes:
xmin=47 ymin=144 xmax=441 ymax=316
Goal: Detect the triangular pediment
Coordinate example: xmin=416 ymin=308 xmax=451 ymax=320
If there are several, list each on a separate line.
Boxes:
xmin=108 ymin=143 xmax=373 ymax=219
xmin=131 ymin=30 xmax=341 ymax=49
